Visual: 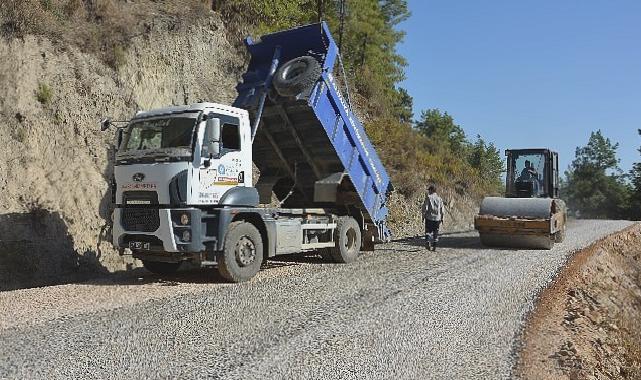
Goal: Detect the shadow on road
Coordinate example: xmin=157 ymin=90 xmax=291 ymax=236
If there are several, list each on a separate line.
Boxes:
xmin=83 ymin=266 xmax=228 ymax=286
xmin=266 ymin=252 xmax=325 ymax=265
xmin=391 ymin=231 xmax=516 ymax=252
xmin=0 ymin=209 xmax=109 ymax=291
xmin=80 ymin=252 xmax=328 ymax=287
xmin=399 ymin=235 xmax=483 ymax=249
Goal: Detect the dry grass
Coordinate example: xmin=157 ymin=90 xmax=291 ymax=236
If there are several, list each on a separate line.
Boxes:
xmin=12 ymin=126 xmax=28 ymax=143
xmin=0 ymin=0 xmax=211 ymax=68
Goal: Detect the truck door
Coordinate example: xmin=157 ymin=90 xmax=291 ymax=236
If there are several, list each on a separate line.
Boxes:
xmin=196 ymin=115 xmax=248 ymax=205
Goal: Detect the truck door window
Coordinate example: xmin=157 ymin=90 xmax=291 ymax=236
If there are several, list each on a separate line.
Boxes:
xmin=221 ymin=123 xmax=241 ymax=151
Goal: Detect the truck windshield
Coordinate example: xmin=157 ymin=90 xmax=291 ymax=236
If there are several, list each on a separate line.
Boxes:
xmin=122 ymin=117 xmax=196 ymax=152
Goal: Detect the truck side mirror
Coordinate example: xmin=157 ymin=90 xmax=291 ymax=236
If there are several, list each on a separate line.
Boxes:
xmin=116 ymin=129 xmax=124 ymax=149
xmin=100 ymin=117 xmax=112 ymax=131
xmin=205 ymin=117 xmax=221 ymax=158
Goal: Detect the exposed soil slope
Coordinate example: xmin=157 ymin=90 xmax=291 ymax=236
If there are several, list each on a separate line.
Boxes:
xmin=518 ymin=224 xmax=641 ymax=379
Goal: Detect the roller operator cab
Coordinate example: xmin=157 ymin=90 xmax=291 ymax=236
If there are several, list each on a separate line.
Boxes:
xmin=474 ymin=148 xmax=567 ymax=250
xmin=504 ymin=148 xmax=560 ymax=199
xmin=102 ymin=23 xmax=392 ymax=282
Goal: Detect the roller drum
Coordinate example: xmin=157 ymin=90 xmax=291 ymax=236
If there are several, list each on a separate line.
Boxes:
xmin=476 ymin=197 xmax=561 ymax=249
xmin=479 ymin=197 xmax=553 ymax=219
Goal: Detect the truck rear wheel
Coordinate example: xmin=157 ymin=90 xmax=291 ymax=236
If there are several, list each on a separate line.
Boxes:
xmin=273 ymin=56 xmax=321 ymax=97
xmin=218 ymin=221 xmax=264 ymax=283
xmin=142 ymin=260 xmax=181 ymax=275
xmin=329 ymin=217 xmax=362 ymax=263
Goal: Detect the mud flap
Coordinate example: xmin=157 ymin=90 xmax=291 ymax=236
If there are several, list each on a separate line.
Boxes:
xmin=255 ymin=176 xmax=280 ymax=204
xmin=362 ymin=227 xmax=375 ymax=251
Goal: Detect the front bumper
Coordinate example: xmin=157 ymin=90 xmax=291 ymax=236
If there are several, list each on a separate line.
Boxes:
xmin=113 ymin=208 xmax=209 ymax=253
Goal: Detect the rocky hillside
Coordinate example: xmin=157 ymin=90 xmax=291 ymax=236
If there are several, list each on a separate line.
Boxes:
xmin=0 ymin=6 xmax=479 ymax=290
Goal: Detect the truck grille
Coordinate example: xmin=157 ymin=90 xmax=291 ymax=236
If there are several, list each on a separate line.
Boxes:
xmin=123 ymin=191 xmax=159 ymax=205
xmin=121 ymin=208 xmax=160 ymax=232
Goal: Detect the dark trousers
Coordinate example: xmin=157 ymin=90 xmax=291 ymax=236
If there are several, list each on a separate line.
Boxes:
xmin=425 ymin=220 xmax=440 ymax=243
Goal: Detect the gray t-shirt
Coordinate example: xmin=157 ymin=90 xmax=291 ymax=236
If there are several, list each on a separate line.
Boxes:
xmin=423 ymin=192 xmax=444 ymax=221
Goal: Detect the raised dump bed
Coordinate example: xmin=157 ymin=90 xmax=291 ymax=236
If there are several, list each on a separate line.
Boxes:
xmin=234 ymin=22 xmax=392 ymax=241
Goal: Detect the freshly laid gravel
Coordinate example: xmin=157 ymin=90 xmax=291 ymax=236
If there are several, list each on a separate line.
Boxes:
xmin=0 ymin=220 xmax=633 ymax=379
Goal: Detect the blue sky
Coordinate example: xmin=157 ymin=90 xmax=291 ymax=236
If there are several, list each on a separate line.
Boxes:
xmin=398 ymin=1 xmax=641 ymax=173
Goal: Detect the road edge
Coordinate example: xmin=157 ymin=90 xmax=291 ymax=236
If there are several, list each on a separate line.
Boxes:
xmin=511 ymin=222 xmax=641 ymax=379
xmin=508 ymin=222 xmax=641 ymax=378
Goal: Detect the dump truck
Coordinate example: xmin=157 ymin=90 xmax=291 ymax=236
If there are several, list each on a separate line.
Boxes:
xmin=101 ymin=23 xmax=393 ymax=282
xmin=474 ymin=148 xmax=567 ymax=249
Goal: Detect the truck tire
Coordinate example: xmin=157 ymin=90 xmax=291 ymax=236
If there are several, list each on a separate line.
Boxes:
xmin=218 ymin=221 xmax=264 ymax=283
xmin=273 ymin=56 xmax=321 ymax=97
xmin=142 ymin=260 xmax=181 ymax=275
xmin=329 ymin=217 xmax=362 ymax=263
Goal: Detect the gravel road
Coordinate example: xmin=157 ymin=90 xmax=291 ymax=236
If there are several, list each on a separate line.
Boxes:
xmin=0 ymin=220 xmax=633 ymax=379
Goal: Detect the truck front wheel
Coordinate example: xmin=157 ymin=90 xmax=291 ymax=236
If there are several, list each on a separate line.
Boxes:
xmin=329 ymin=217 xmax=362 ymax=264
xmin=142 ymin=260 xmax=181 ymax=275
xmin=218 ymin=221 xmax=264 ymax=283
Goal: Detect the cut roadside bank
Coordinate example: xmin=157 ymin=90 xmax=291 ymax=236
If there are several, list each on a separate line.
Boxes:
xmin=518 ymin=223 xmax=641 ymax=379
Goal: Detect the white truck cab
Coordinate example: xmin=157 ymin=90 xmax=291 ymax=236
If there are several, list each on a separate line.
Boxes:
xmin=105 ymin=102 xmax=361 ymax=282
xmin=114 ymin=103 xmax=254 ymax=207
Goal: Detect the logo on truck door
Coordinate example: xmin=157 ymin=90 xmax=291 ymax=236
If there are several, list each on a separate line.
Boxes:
xmin=132 ymin=173 xmax=145 ymax=182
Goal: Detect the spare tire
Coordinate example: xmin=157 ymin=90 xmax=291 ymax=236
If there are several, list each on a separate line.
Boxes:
xmin=273 ymin=56 xmax=321 ymax=97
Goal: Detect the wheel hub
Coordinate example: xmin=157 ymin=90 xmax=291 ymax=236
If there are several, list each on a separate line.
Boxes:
xmin=235 ymin=236 xmax=256 ymax=267
xmin=345 ymin=228 xmax=357 ymax=252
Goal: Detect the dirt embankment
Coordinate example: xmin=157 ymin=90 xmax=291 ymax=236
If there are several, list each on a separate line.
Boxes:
xmin=518 ymin=223 xmax=641 ymax=379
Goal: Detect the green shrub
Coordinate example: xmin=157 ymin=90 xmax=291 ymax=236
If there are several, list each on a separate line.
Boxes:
xmin=36 ymin=83 xmax=52 ymax=104
xmin=112 ymin=44 xmax=127 ymax=69
xmin=12 ymin=127 xmax=27 ymax=142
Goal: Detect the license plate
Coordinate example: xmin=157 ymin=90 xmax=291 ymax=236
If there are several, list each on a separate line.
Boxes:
xmin=129 ymin=241 xmax=151 ymax=250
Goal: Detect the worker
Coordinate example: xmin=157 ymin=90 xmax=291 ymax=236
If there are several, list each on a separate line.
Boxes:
xmin=519 ymin=160 xmax=541 ymax=195
xmin=422 ymin=184 xmax=444 ymax=251
xmin=520 ymin=160 xmax=538 ymax=180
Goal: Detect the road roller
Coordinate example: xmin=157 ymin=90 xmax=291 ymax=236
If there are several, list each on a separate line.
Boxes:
xmin=474 ymin=148 xmax=567 ymax=249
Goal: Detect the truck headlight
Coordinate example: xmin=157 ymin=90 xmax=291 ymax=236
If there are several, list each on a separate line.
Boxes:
xmin=180 ymin=213 xmax=190 ymax=225
xmin=182 ymin=230 xmax=191 ymax=242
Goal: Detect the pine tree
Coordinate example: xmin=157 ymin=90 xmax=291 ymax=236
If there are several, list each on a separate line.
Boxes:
xmin=468 ymin=135 xmax=504 ymax=192
xmin=628 ymin=129 xmax=641 ymax=219
xmin=563 ymin=130 xmax=630 ymax=219
xmin=415 ymin=109 xmax=468 ymax=155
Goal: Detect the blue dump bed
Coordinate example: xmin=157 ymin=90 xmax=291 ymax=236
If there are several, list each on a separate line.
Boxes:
xmin=234 ymin=23 xmax=392 ymax=241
